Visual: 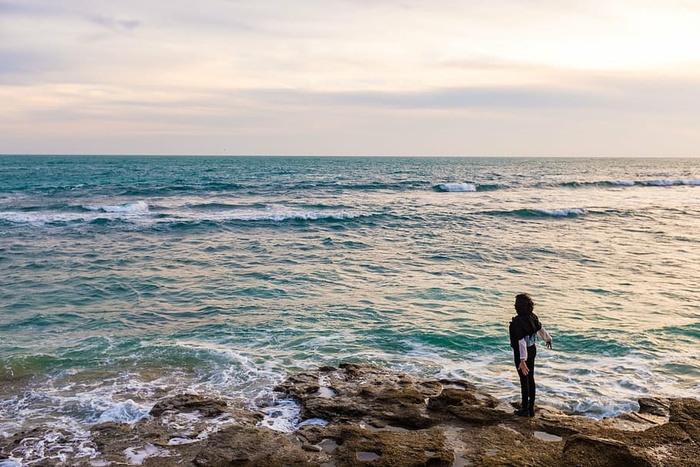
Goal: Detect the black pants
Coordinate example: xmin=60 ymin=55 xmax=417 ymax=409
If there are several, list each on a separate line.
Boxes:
xmin=514 ymin=344 xmax=537 ymax=410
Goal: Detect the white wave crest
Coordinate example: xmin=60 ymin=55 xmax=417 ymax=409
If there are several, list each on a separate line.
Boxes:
xmin=439 ymin=183 xmax=477 ymax=192
xmin=609 ymin=180 xmax=635 ymax=186
xmin=640 ymin=179 xmax=700 ymax=187
xmin=0 ymin=212 xmax=44 ymax=225
xmin=0 ymin=458 xmax=22 ymax=466
xmin=97 ymin=400 xmax=151 ymax=424
xmin=83 ymin=201 xmax=149 ymax=213
xmin=538 ymin=208 xmax=587 ymax=217
xmin=0 ymin=201 xmax=151 ymax=227
xmin=0 ymin=211 xmax=86 ymax=226
xmin=259 ymin=399 xmax=301 ymax=433
xmin=263 ymin=211 xmax=356 ymax=222
xmin=202 ymin=205 xmax=359 ymax=222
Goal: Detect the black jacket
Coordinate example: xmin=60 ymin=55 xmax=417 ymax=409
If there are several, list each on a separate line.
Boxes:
xmin=509 ymin=313 xmax=542 ymax=349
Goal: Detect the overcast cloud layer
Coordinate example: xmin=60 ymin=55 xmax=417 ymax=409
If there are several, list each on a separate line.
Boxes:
xmin=1 ymin=0 xmax=700 ymax=156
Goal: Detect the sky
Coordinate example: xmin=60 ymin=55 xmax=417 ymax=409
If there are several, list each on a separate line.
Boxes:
xmin=1 ymin=0 xmax=700 ymax=156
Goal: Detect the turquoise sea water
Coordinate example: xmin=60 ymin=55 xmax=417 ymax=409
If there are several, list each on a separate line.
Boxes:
xmin=1 ymin=156 xmax=699 ymax=461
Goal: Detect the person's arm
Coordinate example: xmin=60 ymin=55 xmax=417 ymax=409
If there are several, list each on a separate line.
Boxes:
xmin=518 ymin=338 xmax=529 ymax=374
xmin=518 ymin=338 xmax=528 ymax=360
xmin=538 ymin=326 xmax=553 ymax=349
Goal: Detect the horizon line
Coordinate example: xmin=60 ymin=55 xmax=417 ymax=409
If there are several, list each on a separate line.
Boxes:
xmin=1 ymin=153 xmax=698 ymax=159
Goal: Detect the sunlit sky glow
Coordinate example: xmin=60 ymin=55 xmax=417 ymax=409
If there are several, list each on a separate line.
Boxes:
xmin=1 ymin=0 xmax=700 ymax=156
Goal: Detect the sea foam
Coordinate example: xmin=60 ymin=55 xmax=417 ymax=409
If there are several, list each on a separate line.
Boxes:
xmin=124 ymin=444 xmax=171 ymax=465
xmin=436 ymin=183 xmax=477 ymax=192
xmin=259 ymin=399 xmax=301 ymax=433
xmin=608 ymin=180 xmax=635 ymax=186
xmin=0 ymin=459 xmax=22 ymax=466
xmin=83 ymin=200 xmax=149 ymax=213
xmin=195 ymin=206 xmax=359 ymax=222
xmin=97 ymin=400 xmax=151 ymax=424
xmin=0 ymin=201 xmax=150 ymax=227
xmin=640 ymin=179 xmax=700 ymax=187
xmin=537 ymin=208 xmax=587 ymax=217
xmin=483 ymin=208 xmax=587 ymax=218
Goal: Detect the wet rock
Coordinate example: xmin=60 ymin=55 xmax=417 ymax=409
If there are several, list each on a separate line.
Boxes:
xmin=3 ymin=363 xmax=698 ymax=466
xmin=427 ymin=387 xmax=503 ymax=424
xmin=0 ymin=427 xmax=82 ymax=467
xmin=277 ymin=364 xmax=699 ymax=466
xmin=277 ymin=363 xmax=503 ymax=430
xmin=277 ymin=363 xmax=437 ymax=429
xmin=87 ymin=394 xmax=265 ymax=466
xmin=638 ymin=397 xmax=670 ymax=418
xmin=149 ymin=393 xmax=229 ymax=418
xmin=451 ymin=424 xmax=563 ymax=466
xmin=193 ymin=426 xmax=317 ymax=467
xmin=327 ymin=424 xmax=453 ymax=467
xmin=428 ymin=387 xmax=499 ymax=410
xmin=669 ymin=397 xmax=700 ymax=423
xmin=562 ymin=434 xmax=657 ymax=467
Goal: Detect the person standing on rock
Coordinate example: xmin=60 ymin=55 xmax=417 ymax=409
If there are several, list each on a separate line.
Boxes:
xmin=509 ymin=293 xmax=553 ymax=417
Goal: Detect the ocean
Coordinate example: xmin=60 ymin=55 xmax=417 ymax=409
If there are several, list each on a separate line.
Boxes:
xmin=1 ymin=155 xmax=699 ymax=462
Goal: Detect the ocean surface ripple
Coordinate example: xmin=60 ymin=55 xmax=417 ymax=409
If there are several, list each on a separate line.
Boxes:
xmin=1 ymin=156 xmax=699 ymax=458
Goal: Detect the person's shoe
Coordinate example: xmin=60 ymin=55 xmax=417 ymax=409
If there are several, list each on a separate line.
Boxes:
xmin=514 ymin=408 xmax=530 ymax=417
xmin=527 ymin=404 xmax=536 ymax=417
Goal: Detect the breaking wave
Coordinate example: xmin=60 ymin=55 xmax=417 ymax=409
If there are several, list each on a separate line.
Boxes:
xmin=435 ymin=183 xmax=477 ymax=192
xmin=82 ymin=201 xmax=150 ymax=213
xmin=562 ymin=179 xmax=700 ymax=188
xmin=484 ymin=208 xmax=587 ymax=218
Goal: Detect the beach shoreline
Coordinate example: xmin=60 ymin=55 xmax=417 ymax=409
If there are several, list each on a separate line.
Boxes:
xmin=1 ymin=363 xmax=698 ymax=466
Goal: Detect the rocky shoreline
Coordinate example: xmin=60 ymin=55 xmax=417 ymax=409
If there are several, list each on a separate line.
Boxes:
xmin=1 ymin=363 xmax=699 ymax=466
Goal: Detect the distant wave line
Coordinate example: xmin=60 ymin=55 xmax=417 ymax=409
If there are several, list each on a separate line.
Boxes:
xmin=482 ymin=208 xmax=587 ymax=218
xmin=82 ymin=201 xmax=149 ymax=213
xmin=0 ymin=205 xmax=375 ymax=228
xmin=4 ymin=178 xmax=698 ymax=201
xmin=561 ymin=179 xmax=700 ymax=188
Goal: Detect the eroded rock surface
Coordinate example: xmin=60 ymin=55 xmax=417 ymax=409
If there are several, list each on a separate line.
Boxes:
xmin=1 ymin=363 xmax=698 ymax=466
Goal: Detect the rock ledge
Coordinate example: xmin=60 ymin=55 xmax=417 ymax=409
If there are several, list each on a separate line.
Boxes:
xmin=1 ymin=363 xmax=698 ymax=466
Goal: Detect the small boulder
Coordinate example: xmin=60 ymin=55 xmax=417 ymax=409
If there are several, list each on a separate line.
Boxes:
xmin=638 ymin=397 xmax=670 ymax=418
xmin=150 ymin=394 xmax=228 ymax=418
xmin=669 ymin=398 xmax=700 ymax=423
xmin=562 ymin=434 xmax=656 ymax=467
xmin=193 ymin=426 xmax=317 ymax=467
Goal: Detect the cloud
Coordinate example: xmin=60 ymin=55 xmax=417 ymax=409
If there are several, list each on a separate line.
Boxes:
xmin=265 ymin=87 xmax=604 ymax=110
xmin=88 ymin=14 xmax=141 ymax=33
xmin=1 ymin=0 xmax=700 ymax=155
xmin=0 ymin=0 xmax=59 ymax=16
xmin=0 ymin=50 xmax=42 ymax=73
xmin=238 ymin=70 xmax=700 ymax=117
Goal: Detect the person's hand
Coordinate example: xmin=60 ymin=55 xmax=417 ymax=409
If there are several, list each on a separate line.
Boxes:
xmin=546 ymin=340 xmax=553 ymax=349
xmin=518 ymin=360 xmax=529 ymax=375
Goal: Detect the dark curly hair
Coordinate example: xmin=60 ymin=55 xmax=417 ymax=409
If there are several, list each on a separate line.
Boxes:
xmin=514 ymin=293 xmax=534 ymax=316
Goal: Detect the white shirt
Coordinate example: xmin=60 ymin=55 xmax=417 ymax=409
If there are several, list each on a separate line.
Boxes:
xmin=518 ymin=326 xmax=552 ymax=360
